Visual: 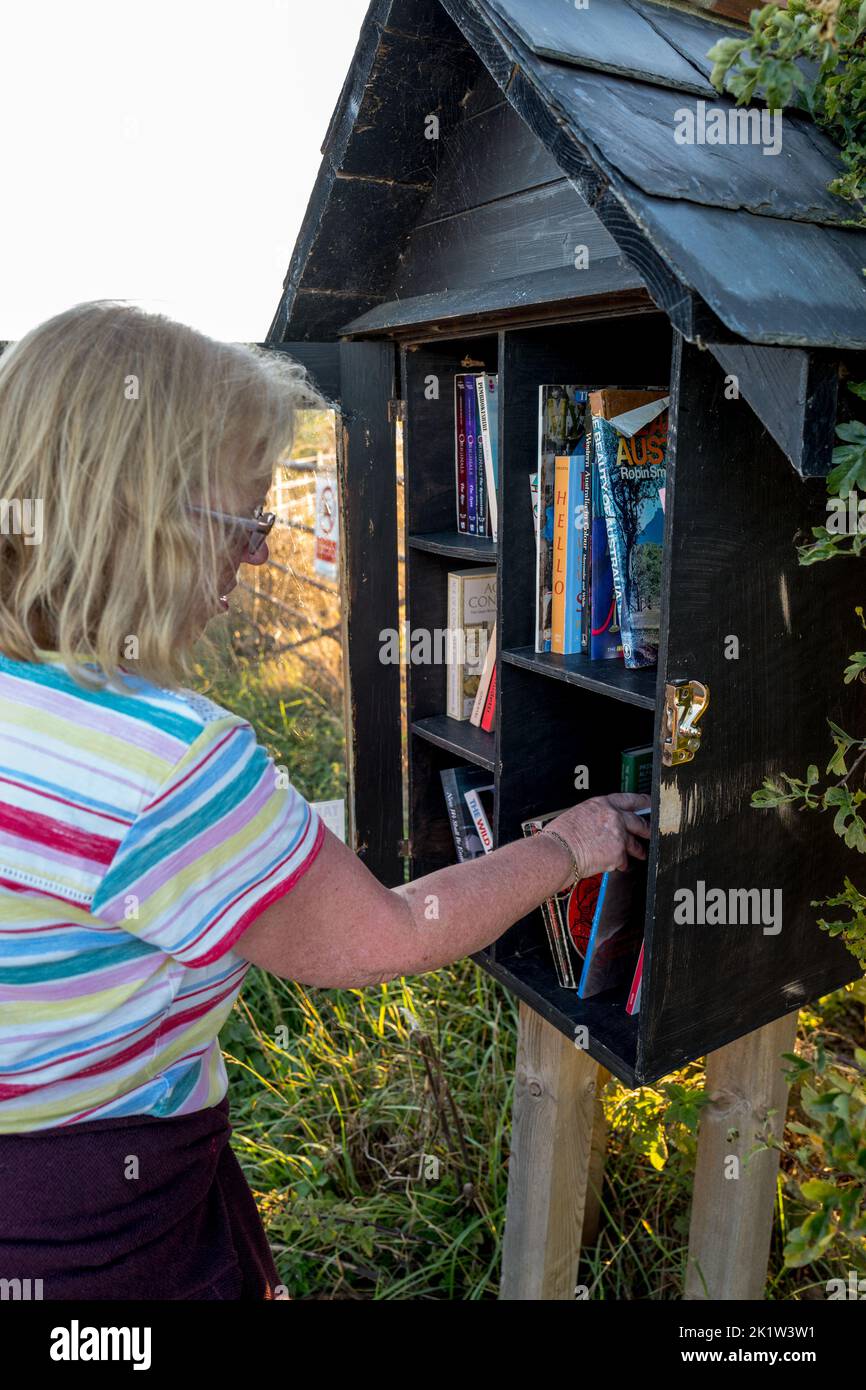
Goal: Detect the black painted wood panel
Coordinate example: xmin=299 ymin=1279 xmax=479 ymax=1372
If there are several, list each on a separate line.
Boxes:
xmin=640 ymin=337 xmax=862 ymax=1080
xmin=393 ymin=181 xmax=621 ymax=299
xmin=337 ymin=341 xmax=403 ymax=885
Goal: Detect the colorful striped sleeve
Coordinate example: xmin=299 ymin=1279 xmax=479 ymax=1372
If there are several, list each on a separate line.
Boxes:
xmin=90 ymin=715 xmax=326 ymax=967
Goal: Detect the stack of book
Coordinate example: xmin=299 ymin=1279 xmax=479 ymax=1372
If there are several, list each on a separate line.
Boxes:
xmin=454 ymin=373 xmax=499 ymax=539
xmin=531 ymin=385 xmax=669 ymax=670
xmin=520 ymin=744 xmax=652 ymax=1012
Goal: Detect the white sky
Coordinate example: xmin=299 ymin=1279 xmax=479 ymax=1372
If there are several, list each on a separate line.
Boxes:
xmin=0 ymin=0 xmax=371 ymax=341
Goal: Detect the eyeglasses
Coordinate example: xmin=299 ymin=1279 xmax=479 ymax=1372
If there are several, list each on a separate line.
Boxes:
xmin=189 ymin=503 xmax=276 ymax=559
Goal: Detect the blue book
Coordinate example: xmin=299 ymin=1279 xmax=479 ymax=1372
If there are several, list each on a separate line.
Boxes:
xmin=589 ymin=432 xmax=622 ymax=661
xmin=578 ymin=856 xmax=647 ymax=999
xmin=590 ymin=391 xmax=668 ymax=670
xmin=561 ymin=454 xmax=589 ymax=653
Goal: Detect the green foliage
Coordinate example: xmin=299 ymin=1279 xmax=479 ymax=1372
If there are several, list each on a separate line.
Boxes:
xmin=799 ymin=385 xmax=866 ymax=565
xmin=708 ymin=0 xmax=866 ymax=210
xmin=769 ymin=1042 xmax=866 ymax=1268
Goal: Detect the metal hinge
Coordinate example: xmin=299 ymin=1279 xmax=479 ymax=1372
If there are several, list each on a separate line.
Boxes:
xmin=398 ymin=837 xmax=411 ymax=858
xmin=388 ymin=398 xmax=405 ymax=424
xmin=662 ymin=679 xmax=710 ymax=767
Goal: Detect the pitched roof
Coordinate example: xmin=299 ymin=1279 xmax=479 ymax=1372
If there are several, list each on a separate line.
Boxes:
xmin=270 ymin=0 xmax=866 ymax=349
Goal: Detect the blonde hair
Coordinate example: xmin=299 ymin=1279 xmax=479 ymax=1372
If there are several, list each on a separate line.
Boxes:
xmin=0 ymin=300 xmax=320 ymax=688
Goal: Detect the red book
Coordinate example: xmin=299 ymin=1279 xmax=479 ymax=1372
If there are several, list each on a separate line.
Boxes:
xmin=481 ymin=664 xmax=496 ymax=731
xmin=626 ymin=941 xmax=644 ymax=1016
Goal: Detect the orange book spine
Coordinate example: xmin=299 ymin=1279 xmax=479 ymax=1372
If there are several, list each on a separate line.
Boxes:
xmin=550 ymin=456 xmax=569 ymax=653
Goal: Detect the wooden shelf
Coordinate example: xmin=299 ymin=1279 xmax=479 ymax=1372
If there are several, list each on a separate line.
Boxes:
xmin=411 ymin=714 xmax=496 ymax=771
xmin=408 ymin=530 xmax=497 ymax=563
xmin=474 ymin=945 xmax=639 ymax=1085
xmin=501 ymin=646 xmax=657 ymax=710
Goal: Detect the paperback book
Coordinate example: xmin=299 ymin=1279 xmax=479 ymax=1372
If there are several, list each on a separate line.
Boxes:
xmin=441 ymin=766 xmax=495 ymax=861
xmin=446 ymin=567 xmax=497 ymax=720
xmin=521 ymin=808 xmax=603 ymax=990
xmin=455 ymin=372 xmax=497 ymax=536
xmin=590 ymin=390 xmax=669 ymax=669
xmin=535 ymin=386 xmax=590 ymax=653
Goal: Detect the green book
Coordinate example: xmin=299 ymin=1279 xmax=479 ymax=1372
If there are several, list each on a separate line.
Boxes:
xmin=621 ymin=744 xmax=653 ymax=794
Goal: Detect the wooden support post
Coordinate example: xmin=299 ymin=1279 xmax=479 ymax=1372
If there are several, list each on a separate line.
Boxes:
xmin=685 ymin=1010 xmax=800 ymax=1300
xmin=500 ymin=1004 xmax=607 ymax=1300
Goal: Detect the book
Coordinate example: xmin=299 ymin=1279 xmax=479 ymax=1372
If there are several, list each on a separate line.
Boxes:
xmin=590 ymin=390 xmax=669 ymax=669
xmin=480 ymin=663 xmax=496 ymax=732
xmin=464 ymin=376 xmax=479 ymax=534
xmin=464 ymin=785 xmax=494 ymax=853
xmin=564 ymin=453 xmax=590 ymax=653
xmin=476 ymin=374 xmax=498 ymax=539
xmin=522 ymin=807 xmax=603 ymax=990
xmin=626 ymin=941 xmax=644 ymax=1016
xmin=577 ymin=851 xmax=647 ymax=999
xmin=446 ymin=567 xmax=497 ymax=720
xmin=589 ymin=421 xmax=623 ymax=661
xmin=620 ymin=744 xmax=653 ymax=795
xmin=441 ymin=767 xmax=494 ymax=861
xmin=550 ymin=457 xmax=569 ymax=652
xmin=470 ymin=619 xmax=497 ymax=726
xmin=454 ymin=376 xmax=468 ymax=532
xmin=535 ymin=388 xmax=590 ymax=652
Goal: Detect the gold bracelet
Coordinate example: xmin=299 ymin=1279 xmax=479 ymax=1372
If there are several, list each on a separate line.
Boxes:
xmin=540 ymin=828 xmax=581 ymax=889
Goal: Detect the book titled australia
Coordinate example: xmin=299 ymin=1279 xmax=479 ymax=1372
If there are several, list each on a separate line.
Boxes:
xmin=590 ymin=390 xmax=669 ymax=669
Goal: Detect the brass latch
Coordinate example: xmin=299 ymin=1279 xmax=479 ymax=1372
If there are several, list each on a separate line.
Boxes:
xmin=662 ymin=679 xmax=709 ymax=767
xmin=388 ymin=399 xmax=405 ymax=424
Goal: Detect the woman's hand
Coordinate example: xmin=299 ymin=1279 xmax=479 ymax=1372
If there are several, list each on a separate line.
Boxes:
xmin=543 ymin=793 xmax=651 ymax=887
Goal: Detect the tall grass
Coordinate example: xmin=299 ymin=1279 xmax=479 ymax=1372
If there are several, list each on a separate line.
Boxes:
xmin=191 ymin=424 xmax=865 ymax=1299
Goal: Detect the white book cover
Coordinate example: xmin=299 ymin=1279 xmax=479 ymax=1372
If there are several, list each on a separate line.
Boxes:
xmin=470 ymin=619 xmax=497 ymax=726
xmin=446 ymin=568 xmax=497 ymax=720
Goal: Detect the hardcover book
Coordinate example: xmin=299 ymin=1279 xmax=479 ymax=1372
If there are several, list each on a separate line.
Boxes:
xmin=590 ymin=390 xmax=669 ymax=669
xmin=620 ymin=744 xmax=653 ymax=795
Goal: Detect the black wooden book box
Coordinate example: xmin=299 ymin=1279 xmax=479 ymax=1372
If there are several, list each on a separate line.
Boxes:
xmin=267 ymin=0 xmax=866 ymax=1084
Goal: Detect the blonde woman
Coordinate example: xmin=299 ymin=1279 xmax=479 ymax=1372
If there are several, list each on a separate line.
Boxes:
xmin=0 ymin=301 xmax=649 ymax=1300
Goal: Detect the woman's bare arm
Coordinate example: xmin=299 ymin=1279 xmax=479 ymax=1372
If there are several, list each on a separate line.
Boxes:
xmin=234 ymin=793 xmax=650 ymax=986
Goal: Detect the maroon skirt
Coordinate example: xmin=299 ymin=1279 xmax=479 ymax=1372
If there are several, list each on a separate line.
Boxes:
xmin=0 ymin=1097 xmax=281 ymax=1300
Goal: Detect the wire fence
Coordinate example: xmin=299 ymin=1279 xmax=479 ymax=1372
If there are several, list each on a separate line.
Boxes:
xmin=235 ymin=445 xmax=343 ymax=697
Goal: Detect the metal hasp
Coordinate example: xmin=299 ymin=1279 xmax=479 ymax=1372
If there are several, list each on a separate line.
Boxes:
xmin=662 ymin=679 xmax=709 ymax=767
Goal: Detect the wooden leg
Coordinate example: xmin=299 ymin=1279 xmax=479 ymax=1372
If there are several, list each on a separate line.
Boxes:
xmin=500 ymin=1003 xmax=605 ymax=1300
xmin=685 ymin=1010 xmax=800 ymax=1301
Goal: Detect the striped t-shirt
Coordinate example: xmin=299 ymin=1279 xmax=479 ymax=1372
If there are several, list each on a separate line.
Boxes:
xmin=0 ymin=651 xmax=325 ymax=1133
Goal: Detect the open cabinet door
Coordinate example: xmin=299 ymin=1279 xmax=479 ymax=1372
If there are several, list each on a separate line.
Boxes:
xmin=259 ymin=338 xmax=404 ymax=886
xmin=639 ymin=336 xmax=862 ymax=1082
